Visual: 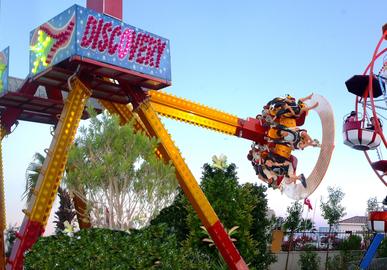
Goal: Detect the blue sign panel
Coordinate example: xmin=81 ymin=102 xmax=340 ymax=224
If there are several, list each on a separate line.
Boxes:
xmin=29 ymin=5 xmax=171 ymax=83
xmin=0 ymin=47 xmax=9 ymax=95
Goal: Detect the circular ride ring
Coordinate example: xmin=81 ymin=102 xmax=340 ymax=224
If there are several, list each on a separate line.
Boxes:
xmin=362 ymin=30 xmax=387 ymax=187
xmin=282 ymin=94 xmax=335 ymax=200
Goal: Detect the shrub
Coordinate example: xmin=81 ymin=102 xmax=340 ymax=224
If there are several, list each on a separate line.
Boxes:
xmin=298 ymin=247 xmax=320 ymax=270
xmin=327 ymin=254 xmax=341 ymax=270
xmin=295 ymin=235 xmax=316 ymax=250
xmin=24 ymin=224 xmax=245 ymax=269
xmin=24 ymin=225 xmax=193 ymax=269
xmin=378 ymin=238 xmax=387 ymax=257
xmin=339 ymin=235 xmax=362 ymax=250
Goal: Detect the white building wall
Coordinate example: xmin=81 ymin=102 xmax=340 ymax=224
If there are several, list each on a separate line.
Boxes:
xmin=337 ymin=223 xmax=366 ymax=232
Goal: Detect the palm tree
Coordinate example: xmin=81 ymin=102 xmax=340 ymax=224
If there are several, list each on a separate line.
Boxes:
xmin=301 ymin=218 xmax=316 ymax=233
xmin=23 ymin=152 xmax=81 ymax=231
xmin=22 ymin=152 xmax=45 ymax=204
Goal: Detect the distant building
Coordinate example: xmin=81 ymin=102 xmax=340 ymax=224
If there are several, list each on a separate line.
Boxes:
xmin=337 ymin=216 xmax=367 ymax=233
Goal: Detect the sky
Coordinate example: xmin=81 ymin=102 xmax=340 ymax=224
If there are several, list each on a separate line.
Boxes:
xmin=1 ymin=0 xmax=387 ymax=232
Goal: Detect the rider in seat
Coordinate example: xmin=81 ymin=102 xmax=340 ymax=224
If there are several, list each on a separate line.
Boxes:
xmin=267 ymin=124 xmax=320 ymax=150
xmin=273 ymin=94 xmax=319 ymax=121
xmin=366 ymin=117 xmax=383 ymax=130
xmin=345 ymin=111 xmax=357 ymax=123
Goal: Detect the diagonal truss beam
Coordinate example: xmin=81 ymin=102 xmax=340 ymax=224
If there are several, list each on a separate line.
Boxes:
xmin=6 ymin=77 xmax=91 ymax=270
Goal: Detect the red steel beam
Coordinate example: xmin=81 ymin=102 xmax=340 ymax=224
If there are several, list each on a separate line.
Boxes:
xmin=1 ymin=80 xmax=39 ymax=133
xmin=87 ymin=0 xmax=123 ymax=20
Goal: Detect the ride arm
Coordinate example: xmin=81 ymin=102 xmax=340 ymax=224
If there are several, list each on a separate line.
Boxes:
xmin=148 ymin=90 xmax=266 ymax=144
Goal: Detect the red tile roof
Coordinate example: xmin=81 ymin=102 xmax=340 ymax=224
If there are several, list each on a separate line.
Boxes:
xmin=338 ymin=216 xmax=367 ymax=224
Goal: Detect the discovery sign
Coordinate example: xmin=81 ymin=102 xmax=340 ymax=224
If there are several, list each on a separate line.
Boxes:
xmin=29 ymin=5 xmax=171 ymax=84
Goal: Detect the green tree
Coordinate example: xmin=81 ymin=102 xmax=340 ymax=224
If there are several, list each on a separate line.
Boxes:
xmin=283 ymin=201 xmax=303 ymax=270
xmin=149 ymin=155 xmax=275 ymax=268
xmin=300 ymin=218 xmax=315 ymax=232
xmin=66 ymin=112 xmax=177 ymax=230
xmin=362 ymin=196 xmax=382 ymax=250
xmin=150 ymin=189 xmax=189 ymax=242
xmin=183 ymin=157 xmax=275 ymax=269
xmin=320 ymin=186 xmax=346 ymax=270
xmin=22 ymin=152 xmax=45 ymax=203
xmin=245 ymin=183 xmax=276 ymax=269
xmin=366 ymin=196 xmax=381 ymax=214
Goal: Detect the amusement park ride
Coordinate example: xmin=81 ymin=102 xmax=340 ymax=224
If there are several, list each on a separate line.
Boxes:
xmin=343 ymin=24 xmax=387 ymax=269
xmin=10 ymin=0 xmax=387 ymax=269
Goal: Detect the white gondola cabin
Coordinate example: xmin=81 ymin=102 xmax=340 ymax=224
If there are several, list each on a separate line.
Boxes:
xmin=343 ymin=118 xmax=381 ymax=150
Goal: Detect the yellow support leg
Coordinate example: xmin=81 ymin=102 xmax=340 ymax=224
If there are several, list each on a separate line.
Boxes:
xmin=0 ymin=128 xmax=6 ymax=270
xmin=28 ymin=77 xmax=92 ymax=225
xmin=6 ymin=77 xmax=91 ymax=270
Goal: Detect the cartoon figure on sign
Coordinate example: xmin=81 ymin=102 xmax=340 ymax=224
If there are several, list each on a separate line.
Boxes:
xmin=30 ymin=15 xmax=75 ymax=74
xmin=0 ymin=51 xmax=7 ymax=93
